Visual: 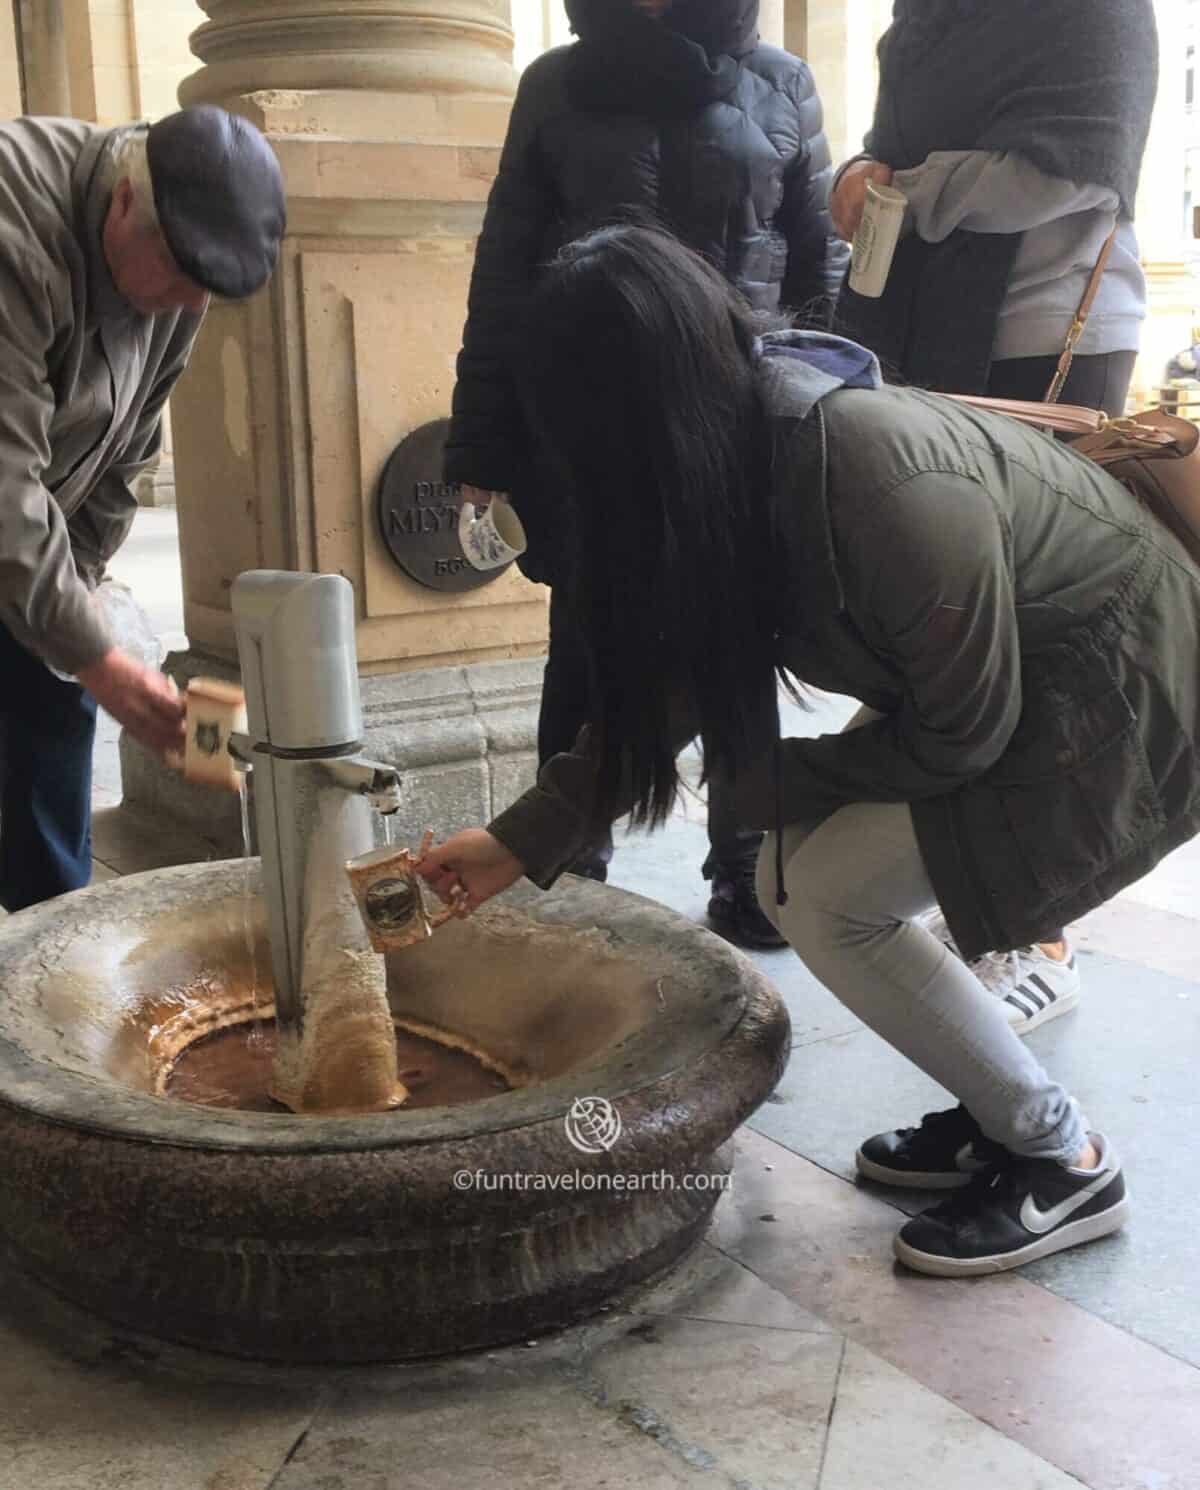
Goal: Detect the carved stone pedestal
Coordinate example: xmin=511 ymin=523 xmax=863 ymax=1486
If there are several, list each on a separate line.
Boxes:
xmin=120 ymin=0 xmax=549 ymax=855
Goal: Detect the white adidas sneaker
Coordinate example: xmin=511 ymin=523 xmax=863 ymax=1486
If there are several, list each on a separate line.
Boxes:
xmin=924 ymin=912 xmax=1081 ymax=1035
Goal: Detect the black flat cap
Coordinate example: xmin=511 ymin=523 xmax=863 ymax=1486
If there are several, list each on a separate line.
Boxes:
xmin=145 ymin=106 xmax=286 ymax=300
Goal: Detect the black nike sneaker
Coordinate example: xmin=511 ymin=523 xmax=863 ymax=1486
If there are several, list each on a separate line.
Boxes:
xmin=894 ymin=1134 xmax=1130 ymax=1277
xmin=856 ymin=1105 xmax=1007 ymax=1190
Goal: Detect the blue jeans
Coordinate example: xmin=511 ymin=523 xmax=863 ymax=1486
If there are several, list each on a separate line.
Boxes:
xmin=755 ymin=703 xmax=1089 ymax=1162
xmin=0 ymin=623 xmax=98 ymax=911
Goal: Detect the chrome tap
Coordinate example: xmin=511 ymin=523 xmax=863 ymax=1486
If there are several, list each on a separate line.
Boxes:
xmin=228 ymin=736 xmax=402 ymax=815
xmin=317 ymin=756 xmax=403 ymax=815
xmin=230 ymin=571 xmax=402 ymax=1035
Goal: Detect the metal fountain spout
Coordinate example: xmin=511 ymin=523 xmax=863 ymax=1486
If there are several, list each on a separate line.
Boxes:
xmin=229 ymin=570 xmax=401 ymax=1035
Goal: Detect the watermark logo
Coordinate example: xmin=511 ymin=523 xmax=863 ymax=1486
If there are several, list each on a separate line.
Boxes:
xmin=564 ymin=1096 xmax=622 ymax=1154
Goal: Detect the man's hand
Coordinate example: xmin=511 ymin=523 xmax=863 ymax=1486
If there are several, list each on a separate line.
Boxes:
xmin=417 ymin=828 xmax=525 ymax=912
xmin=77 ymin=647 xmax=186 ymax=758
xmin=831 ymin=159 xmax=895 ymax=242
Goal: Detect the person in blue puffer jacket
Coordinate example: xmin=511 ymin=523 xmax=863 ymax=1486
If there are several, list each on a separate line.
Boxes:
xmin=445 ymin=0 xmax=847 ymax=949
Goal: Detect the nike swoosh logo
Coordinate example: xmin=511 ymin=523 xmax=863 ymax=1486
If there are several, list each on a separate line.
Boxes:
xmin=1019 ymin=1168 xmax=1115 ymax=1234
xmin=954 ymin=1143 xmax=990 ymax=1174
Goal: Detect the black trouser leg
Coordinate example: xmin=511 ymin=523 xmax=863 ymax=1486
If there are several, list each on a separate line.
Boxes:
xmin=537 ymin=587 xmax=612 ymax=873
xmin=538 ymin=589 xmax=764 ymax=881
xmin=701 ymin=767 xmax=763 ymax=881
xmin=986 ymin=349 xmax=1138 ymax=419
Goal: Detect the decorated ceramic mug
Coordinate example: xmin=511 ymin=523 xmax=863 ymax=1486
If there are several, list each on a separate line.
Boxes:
xmin=458 ymin=495 xmax=527 ymax=572
xmin=346 ymin=832 xmax=467 ymax=953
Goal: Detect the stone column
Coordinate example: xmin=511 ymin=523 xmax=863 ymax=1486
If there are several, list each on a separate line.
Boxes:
xmin=129 ymin=0 xmax=199 ymax=120
xmin=1 ymin=0 xmax=25 ymax=115
xmin=179 ymin=0 xmax=514 ymax=102
xmin=801 ymin=0 xmax=890 ymax=167
xmin=121 ymin=0 xmax=550 ymax=857
xmin=758 ymin=0 xmax=784 ymax=49
xmin=17 ymin=0 xmax=71 ymax=115
xmin=782 ymin=0 xmax=807 ymax=59
xmin=1129 ymin=0 xmax=1194 ymax=408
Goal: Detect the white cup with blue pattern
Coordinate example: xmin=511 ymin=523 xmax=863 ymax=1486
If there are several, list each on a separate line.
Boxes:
xmin=458 ymin=495 xmax=527 ymax=572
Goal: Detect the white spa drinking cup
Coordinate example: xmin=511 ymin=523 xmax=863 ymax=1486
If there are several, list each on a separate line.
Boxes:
xmin=848 ymin=181 xmax=908 ymax=299
xmin=458 ymin=494 xmax=528 ymax=572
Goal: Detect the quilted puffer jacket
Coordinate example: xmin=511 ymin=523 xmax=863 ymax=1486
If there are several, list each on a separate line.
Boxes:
xmin=445 ymin=0 xmax=847 ymax=504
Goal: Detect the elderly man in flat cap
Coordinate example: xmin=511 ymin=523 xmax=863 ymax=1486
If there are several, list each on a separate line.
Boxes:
xmin=0 ymin=105 xmax=285 ymax=912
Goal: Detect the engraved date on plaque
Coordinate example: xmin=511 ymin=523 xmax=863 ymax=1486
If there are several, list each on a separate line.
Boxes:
xmin=376 ymin=421 xmax=513 ymax=593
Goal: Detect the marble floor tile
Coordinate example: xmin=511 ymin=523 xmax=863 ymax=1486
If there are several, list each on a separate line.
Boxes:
xmin=0 ymin=1309 xmax=315 ymax=1490
xmin=271 ymin=1364 xmax=722 ymax=1490
xmin=90 ymin=804 xmax=222 ymax=876
xmin=585 ymin=1313 xmax=846 ymax=1490
xmin=631 ymin=1239 xmax=836 ymax=1335
xmin=711 ymin=1131 xmax=1200 ymax=1490
xmin=820 ymin=1343 xmax=1084 ymax=1490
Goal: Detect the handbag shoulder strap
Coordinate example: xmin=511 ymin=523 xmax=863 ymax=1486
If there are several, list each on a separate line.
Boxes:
xmin=948 ymin=393 xmax=1107 ymax=435
xmin=1044 ymin=226 xmax=1119 ymax=404
xmin=947 ymin=392 xmax=1180 ymax=448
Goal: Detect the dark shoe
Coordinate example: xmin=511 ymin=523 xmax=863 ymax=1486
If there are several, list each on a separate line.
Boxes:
xmin=706 ymin=863 xmax=787 ymax=950
xmin=894 ymin=1135 xmax=1129 ymax=1276
xmin=856 ymin=1105 xmax=1007 ymax=1190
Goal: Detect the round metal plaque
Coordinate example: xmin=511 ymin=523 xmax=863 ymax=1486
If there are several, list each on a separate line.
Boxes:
xmin=376 ymin=418 xmax=511 ymax=592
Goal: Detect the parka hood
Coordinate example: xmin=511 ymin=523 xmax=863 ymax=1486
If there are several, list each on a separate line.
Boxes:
xmin=564 ymin=0 xmax=760 ymax=61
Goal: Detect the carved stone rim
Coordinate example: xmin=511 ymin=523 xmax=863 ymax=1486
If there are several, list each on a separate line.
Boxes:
xmin=190 ymin=14 xmax=516 ymax=62
xmin=181 ymin=0 xmax=518 ymax=104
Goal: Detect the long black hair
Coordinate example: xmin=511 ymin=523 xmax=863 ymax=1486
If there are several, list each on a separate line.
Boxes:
xmin=517 ymin=225 xmax=784 ymax=837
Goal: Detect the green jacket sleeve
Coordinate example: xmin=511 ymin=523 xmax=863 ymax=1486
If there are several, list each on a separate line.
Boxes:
xmin=488 ymin=737 xmax=601 ymax=889
xmin=489 ymin=691 xmax=702 ymax=889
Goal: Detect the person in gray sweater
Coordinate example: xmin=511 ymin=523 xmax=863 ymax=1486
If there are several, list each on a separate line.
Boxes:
xmin=0 ymin=108 xmax=284 ymax=911
xmin=420 ymin=225 xmax=1200 ymax=1276
xmin=831 ymin=0 xmax=1159 ymax=1032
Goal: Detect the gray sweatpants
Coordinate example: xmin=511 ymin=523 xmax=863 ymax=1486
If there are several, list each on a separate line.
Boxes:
xmin=754 ymin=715 xmax=1088 ymax=1162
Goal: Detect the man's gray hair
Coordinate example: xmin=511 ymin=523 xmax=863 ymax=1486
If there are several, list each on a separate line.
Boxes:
xmin=115 ymin=132 xmax=161 ymax=233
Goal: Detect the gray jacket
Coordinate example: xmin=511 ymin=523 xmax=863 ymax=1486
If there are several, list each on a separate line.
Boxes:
xmin=490 ymin=353 xmax=1200 ymax=960
xmin=0 ymin=118 xmax=202 ymax=675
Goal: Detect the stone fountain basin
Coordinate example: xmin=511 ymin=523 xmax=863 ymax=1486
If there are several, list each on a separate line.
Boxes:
xmin=0 ymin=861 xmax=789 ymax=1363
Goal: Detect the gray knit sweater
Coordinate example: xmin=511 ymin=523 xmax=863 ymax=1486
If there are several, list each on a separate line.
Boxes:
xmin=893 ymin=149 xmax=1146 ymax=361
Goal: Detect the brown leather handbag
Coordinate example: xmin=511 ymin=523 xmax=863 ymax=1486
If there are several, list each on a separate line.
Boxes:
xmin=951 ymin=229 xmax=1200 ymax=567
xmin=952 ymin=394 xmax=1200 ymax=567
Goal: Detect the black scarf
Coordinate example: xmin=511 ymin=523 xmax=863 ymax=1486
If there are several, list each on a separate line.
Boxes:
xmin=563 ymin=0 xmax=759 ymax=116
xmin=838 ymin=0 xmax=1159 ymax=393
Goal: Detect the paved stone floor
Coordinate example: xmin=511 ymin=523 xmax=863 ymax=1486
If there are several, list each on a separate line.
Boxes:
xmin=1 ymin=510 xmax=1197 ymax=1490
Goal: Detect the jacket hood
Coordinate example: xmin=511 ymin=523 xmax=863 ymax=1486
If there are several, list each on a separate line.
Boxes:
xmin=564 ymin=0 xmax=760 ymax=59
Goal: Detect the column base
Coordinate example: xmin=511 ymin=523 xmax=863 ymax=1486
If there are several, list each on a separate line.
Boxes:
xmin=118 ymin=652 xmax=543 ymax=862
xmin=132 ymin=456 xmax=176 ymax=509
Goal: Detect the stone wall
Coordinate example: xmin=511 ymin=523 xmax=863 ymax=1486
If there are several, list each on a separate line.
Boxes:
xmin=0 ymin=1 xmax=23 ymax=115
